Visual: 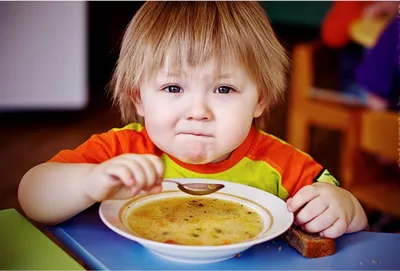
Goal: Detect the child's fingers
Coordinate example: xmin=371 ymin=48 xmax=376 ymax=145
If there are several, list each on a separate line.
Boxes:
xmin=294 ymin=197 xmax=329 ymax=226
xmin=106 ymin=160 xmax=147 ymax=190
xmin=122 ymin=156 xmax=156 ymax=191
xmin=145 ymin=155 xmax=165 ymax=183
xmin=111 ymin=186 xmax=140 ymax=199
xmin=137 ymin=184 xmax=162 ymax=196
xmin=287 ymin=185 xmax=319 ymax=212
xmin=128 ymin=161 xmax=148 ymax=190
xmin=141 ymin=154 xmax=164 ymax=185
xmin=147 ymin=184 xmax=162 ymax=194
xmin=103 ymin=154 xmax=164 ymax=195
xmin=319 ymin=217 xmax=347 ymax=239
xmin=137 ymin=156 xmax=159 ymax=189
xmin=104 ymin=163 xmax=136 ymax=187
xmin=117 ymin=155 xmax=159 ymax=189
xmin=301 ymin=207 xmax=337 ymax=234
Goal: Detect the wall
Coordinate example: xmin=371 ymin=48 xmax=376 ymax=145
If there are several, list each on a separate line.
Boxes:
xmin=260 ymin=1 xmax=332 ymax=28
xmin=0 ymin=2 xmax=88 ymax=111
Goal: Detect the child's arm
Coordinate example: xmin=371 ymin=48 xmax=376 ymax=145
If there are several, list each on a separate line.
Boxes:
xmin=18 ymin=154 xmax=164 ymax=225
xmin=18 ymin=162 xmax=98 ymax=225
xmin=287 ymin=182 xmax=368 ymax=238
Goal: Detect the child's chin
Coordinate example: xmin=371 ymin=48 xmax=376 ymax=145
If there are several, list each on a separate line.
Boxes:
xmin=179 ymin=155 xmax=209 ymax=165
xmin=174 ymin=150 xmax=214 ymax=164
xmin=176 ymin=150 xmax=230 ymax=165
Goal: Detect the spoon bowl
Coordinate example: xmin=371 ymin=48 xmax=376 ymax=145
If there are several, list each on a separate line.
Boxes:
xmin=163 ymin=179 xmax=225 ymax=195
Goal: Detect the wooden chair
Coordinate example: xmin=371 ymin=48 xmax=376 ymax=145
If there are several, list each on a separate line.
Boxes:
xmin=287 ymin=42 xmax=399 ymax=217
xmin=348 ymin=110 xmax=400 ymax=217
xmin=286 ymin=41 xmax=365 ymax=188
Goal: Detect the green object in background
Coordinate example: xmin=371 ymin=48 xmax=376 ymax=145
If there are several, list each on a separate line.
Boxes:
xmin=259 ymin=1 xmax=332 ymax=28
xmin=0 ymin=208 xmax=84 ymax=270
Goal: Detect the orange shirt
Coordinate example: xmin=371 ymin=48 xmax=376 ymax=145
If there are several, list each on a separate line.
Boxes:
xmin=49 ymin=123 xmax=339 ymax=200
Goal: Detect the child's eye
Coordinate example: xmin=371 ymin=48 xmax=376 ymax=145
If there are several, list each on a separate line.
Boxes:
xmin=163 ymin=85 xmax=183 ymax=93
xmin=215 ymin=86 xmax=234 ymax=94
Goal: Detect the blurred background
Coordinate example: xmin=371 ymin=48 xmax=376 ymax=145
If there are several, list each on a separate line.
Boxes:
xmin=0 ymin=1 xmax=398 ymax=232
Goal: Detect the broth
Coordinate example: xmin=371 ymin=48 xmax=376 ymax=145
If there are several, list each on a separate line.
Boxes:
xmin=127 ymin=196 xmax=264 ymax=246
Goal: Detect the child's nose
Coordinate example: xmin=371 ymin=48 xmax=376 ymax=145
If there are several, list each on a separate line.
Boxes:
xmin=186 ymin=97 xmax=212 ymax=121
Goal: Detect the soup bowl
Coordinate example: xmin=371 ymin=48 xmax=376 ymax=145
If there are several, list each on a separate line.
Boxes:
xmin=99 ymin=178 xmax=293 ymax=264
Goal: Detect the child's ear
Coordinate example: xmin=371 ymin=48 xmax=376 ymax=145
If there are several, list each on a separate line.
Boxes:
xmin=129 ymin=90 xmax=145 ymax=117
xmin=253 ymin=98 xmax=267 ymax=118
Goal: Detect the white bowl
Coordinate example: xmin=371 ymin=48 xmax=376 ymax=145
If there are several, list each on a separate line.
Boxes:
xmin=99 ymin=178 xmax=293 ymax=264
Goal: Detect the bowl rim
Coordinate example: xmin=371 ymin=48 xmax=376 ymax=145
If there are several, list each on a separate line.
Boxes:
xmin=99 ymin=178 xmax=294 ymax=251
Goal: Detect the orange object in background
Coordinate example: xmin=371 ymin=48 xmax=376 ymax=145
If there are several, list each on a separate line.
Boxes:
xmin=321 ymin=1 xmax=370 ymax=48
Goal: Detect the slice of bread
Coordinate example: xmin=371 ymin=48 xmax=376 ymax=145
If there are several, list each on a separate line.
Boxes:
xmin=282 ymin=226 xmax=336 ymax=258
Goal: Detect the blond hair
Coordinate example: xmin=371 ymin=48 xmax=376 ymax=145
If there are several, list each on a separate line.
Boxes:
xmin=110 ymin=1 xmax=289 ymax=131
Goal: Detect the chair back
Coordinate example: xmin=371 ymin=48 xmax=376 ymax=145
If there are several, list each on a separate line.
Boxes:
xmin=359 ymin=111 xmax=398 ymax=162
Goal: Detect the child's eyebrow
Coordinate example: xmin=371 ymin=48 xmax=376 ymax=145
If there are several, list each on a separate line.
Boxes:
xmin=159 ymin=71 xmax=183 ymax=78
xmin=216 ymin=73 xmax=233 ymax=79
xmin=157 ymin=71 xmax=235 ymax=81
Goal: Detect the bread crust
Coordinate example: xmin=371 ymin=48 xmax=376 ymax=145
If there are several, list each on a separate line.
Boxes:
xmin=282 ymin=226 xmax=336 ymax=258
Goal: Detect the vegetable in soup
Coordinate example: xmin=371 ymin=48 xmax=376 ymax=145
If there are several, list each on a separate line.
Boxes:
xmin=127 ymin=196 xmax=264 ymax=246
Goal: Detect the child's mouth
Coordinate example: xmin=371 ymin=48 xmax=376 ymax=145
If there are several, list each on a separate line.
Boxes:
xmin=179 ymin=132 xmax=213 ymax=137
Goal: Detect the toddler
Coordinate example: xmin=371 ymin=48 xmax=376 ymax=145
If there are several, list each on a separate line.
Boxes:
xmin=18 ymin=1 xmax=368 ymax=239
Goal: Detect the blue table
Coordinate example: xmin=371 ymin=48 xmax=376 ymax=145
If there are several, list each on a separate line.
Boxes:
xmin=48 ymin=205 xmax=400 ymax=270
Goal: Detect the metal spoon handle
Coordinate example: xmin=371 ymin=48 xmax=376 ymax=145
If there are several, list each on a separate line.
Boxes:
xmin=163 ymin=179 xmax=180 ymax=185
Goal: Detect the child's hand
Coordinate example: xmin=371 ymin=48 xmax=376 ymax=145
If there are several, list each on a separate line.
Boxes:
xmin=286 ymin=182 xmax=368 ymax=238
xmin=85 ymin=154 xmax=164 ymax=202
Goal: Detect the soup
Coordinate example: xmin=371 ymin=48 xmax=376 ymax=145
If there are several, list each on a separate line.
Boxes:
xmin=126 ymin=196 xmax=264 ymax=246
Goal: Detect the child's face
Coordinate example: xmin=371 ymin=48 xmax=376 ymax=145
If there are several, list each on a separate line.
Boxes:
xmin=133 ymin=58 xmax=265 ymax=164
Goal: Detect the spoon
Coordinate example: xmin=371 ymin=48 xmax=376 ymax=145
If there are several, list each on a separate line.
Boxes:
xmin=107 ymin=174 xmax=224 ymax=196
xmin=163 ymin=179 xmax=225 ymax=196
